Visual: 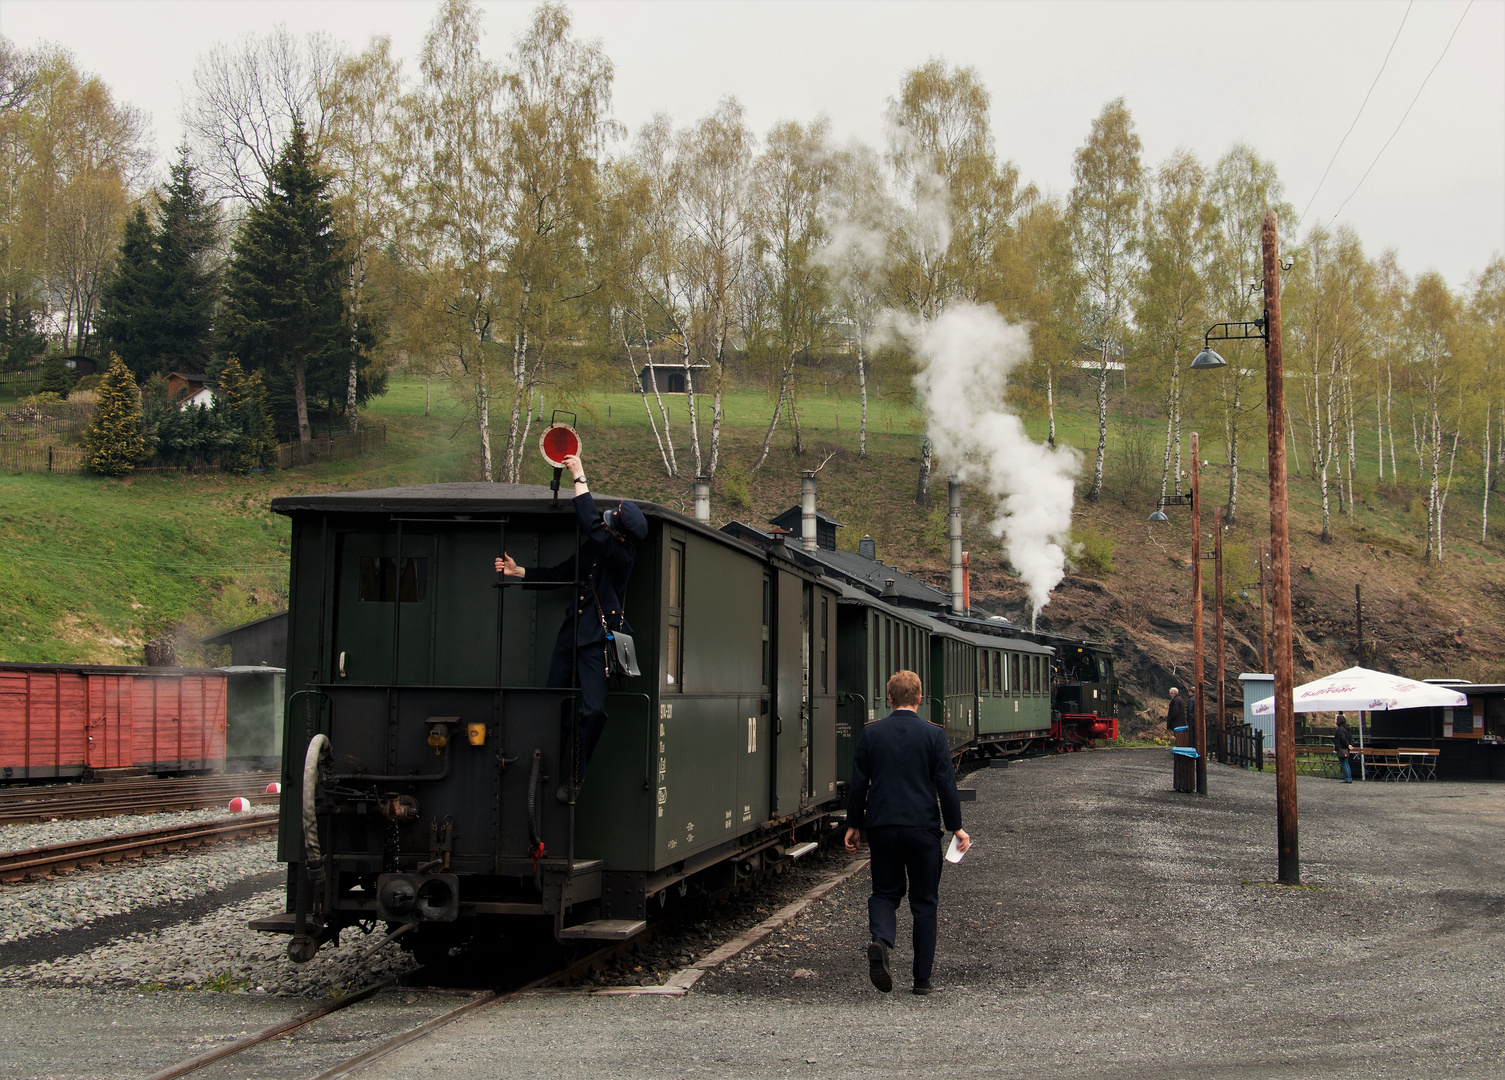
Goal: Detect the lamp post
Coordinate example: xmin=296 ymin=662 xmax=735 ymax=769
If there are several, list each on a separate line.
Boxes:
xmin=1192 ymin=211 xmax=1299 ymax=885
xmin=1214 ymin=509 xmax=1226 ymax=767
xmin=1150 ymin=435 xmax=1206 ymax=795
xmin=1190 ymin=436 xmax=1207 ymax=794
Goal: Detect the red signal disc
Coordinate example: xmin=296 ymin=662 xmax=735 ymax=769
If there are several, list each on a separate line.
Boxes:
xmin=539 ymin=424 xmax=581 ymax=467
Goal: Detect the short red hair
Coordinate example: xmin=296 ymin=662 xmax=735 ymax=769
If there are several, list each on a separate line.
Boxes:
xmin=887 ymin=670 xmax=922 ymax=708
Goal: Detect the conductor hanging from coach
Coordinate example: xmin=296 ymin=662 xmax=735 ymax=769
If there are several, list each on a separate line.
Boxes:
xmin=494 ymin=452 xmax=647 ymax=801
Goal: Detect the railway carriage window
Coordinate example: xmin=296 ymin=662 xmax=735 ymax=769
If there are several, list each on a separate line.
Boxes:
xmin=820 ymin=597 xmax=829 ymax=694
xmin=980 ymin=651 xmax=989 ymax=693
xmin=871 ymin=614 xmax=879 ymax=704
xmin=1010 ymin=654 xmax=1020 ymax=696
xmin=884 ymin=619 xmax=892 ymax=679
xmin=761 ymin=574 xmax=772 ymax=695
xmin=1033 ymin=656 xmax=1042 ymax=696
xmin=358 ymin=556 xmax=428 ymax=603
xmin=666 ymin=541 xmax=685 ymax=691
xmin=993 ymin=652 xmax=1002 ymax=696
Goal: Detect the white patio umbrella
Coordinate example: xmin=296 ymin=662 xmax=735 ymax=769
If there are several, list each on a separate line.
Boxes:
xmin=1251 ymin=666 xmax=1467 ymax=780
xmin=1250 ymin=666 xmax=1467 ymax=715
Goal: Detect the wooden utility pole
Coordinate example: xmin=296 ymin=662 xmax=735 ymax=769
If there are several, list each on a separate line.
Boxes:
xmin=1191 ymin=433 xmax=1207 ymax=795
xmin=1263 ymin=210 xmax=1299 ymax=885
xmin=1215 ymin=509 xmax=1226 ymax=767
xmin=1258 ymin=540 xmax=1269 ymax=673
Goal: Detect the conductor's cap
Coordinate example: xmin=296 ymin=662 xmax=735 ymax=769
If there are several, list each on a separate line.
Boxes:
xmin=610 ymin=501 xmax=648 ymax=541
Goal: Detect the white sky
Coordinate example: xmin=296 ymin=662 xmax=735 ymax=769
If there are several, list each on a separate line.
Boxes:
xmin=4 ymin=0 xmax=1502 ymax=287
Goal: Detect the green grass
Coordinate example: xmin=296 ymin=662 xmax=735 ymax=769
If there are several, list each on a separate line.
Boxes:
xmin=3 ymin=369 xmax=1502 ymax=666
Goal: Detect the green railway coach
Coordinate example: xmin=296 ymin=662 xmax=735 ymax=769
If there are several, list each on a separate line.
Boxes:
xmin=262 ymin=484 xmax=844 ymax=962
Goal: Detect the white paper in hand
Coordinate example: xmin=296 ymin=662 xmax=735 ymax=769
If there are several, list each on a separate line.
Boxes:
xmin=945 ymin=833 xmax=968 ymax=864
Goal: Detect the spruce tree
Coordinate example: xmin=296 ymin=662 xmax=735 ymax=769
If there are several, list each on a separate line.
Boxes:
xmin=95 ymin=207 xmax=158 ymax=377
xmin=220 ymin=120 xmax=349 ymax=453
xmin=217 ymin=357 xmax=278 ymax=472
xmin=84 ymin=355 xmax=151 ymax=476
xmin=39 ymin=355 xmax=73 ymax=397
xmin=96 ymin=149 xmax=221 ymax=380
xmin=153 ymin=148 xmax=221 ymax=373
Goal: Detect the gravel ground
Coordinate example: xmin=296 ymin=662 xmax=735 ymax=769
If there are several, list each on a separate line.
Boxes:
xmin=5 ymin=887 xmax=419 ymax=997
xmin=0 ymin=836 xmax=278 ymax=946
xmin=348 ymin=750 xmax=1505 ymax=1080
xmin=581 ymin=842 xmax=855 ymax=989
xmin=0 ymin=804 xmax=261 ymax=853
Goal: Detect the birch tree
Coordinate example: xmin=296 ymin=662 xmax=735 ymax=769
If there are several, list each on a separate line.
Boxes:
xmin=400 ymin=0 xmax=510 ymax=481
xmin=886 ymin=59 xmax=1021 ymax=504
xmin=1135 ymin=149 xmax=1214 ymax=501
xmin=748 ymin=117 xmax=832 ymax=468
xmin=323 ymin=36 xmax=403 ymax=433
xmin=678 ymin=98 xmax=753 ymax=478
xmin=497 ymin=3 xmax=617 ymax=483
xmin=1068 ymin=97 xmax=1141 ymax=504
xmin=1408 ymin=272 xmax=1459 ymax=562
xmin=1206 ymin=145 xmax=1289 ymax=523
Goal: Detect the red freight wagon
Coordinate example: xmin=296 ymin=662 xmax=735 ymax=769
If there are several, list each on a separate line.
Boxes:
xmin=0 ymin=664 xmax=229 ymax=780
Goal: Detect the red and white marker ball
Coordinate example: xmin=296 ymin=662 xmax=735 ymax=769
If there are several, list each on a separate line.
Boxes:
xmin=266 ymin=782 xmax=281 ymax=795
xmin=227 ymin=797 xmax=251 ymax=813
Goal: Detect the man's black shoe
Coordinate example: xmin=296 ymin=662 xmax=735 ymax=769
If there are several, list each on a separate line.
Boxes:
xmin=912 ymin=978 xmax=934 ymax=995
xmin=867 ymin=941 xmax=892 ymax=993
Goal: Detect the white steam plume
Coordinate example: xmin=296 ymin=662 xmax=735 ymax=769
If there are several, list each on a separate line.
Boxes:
xmin=894 ymin=304 xmax=1081 ymax=618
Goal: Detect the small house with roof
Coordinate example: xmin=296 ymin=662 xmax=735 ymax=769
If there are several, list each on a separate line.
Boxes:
xmin=637 ymin=363 xmax=710 ymax=395
xmin=166 ymin=371 xmax=216 ymax=409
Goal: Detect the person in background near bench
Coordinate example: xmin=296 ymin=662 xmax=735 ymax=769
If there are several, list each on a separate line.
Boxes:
xmin=1166 ymin=687 xmax=1186 ymax=733
xmin=1335 ymin=713 xmax=1354 ymax=783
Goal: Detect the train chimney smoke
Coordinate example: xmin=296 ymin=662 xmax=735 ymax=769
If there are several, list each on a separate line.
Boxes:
xmin=896 ymin=304 xmax=1080 ymax=621
xmin=800 ymin=471 xmax=817 ymax=552
xmin=693 ymin=475 xmax=711 ymax=524
xmin=948 ymin=480 xmax=964 ymax=615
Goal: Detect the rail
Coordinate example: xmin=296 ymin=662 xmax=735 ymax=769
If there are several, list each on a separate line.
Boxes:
xmin=0 ymin=812 xmax=279 ymax=882
xmin=0 ymin=773 xmax=279 ymax=824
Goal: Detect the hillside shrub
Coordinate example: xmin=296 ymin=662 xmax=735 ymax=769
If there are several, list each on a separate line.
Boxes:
xmin=1071 ymin=524 xmax=1116 ymax=577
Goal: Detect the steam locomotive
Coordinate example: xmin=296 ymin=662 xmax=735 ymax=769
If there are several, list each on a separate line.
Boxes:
xmin=255 ymin=482 xmax=1116 ymax=963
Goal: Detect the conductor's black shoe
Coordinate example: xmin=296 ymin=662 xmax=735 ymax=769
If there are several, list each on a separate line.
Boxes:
xmin=867 ymin=941 xmax=892 ymax=993
xmin=912 ymin=978 xmax=934 ymax=995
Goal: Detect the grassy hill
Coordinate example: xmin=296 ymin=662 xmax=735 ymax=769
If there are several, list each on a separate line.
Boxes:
xmin=2 ymin=372 xmax=1501 ymax=735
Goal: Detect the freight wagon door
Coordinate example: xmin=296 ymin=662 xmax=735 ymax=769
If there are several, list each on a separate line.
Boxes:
xmin=771 ymin=570 xmax=807 ymax=817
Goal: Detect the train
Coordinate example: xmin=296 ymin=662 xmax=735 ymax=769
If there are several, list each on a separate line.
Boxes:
xmin=257 ymin=482 xmax=1117 ymax=964
xmin=0 ymin=663 xmax=284 ymax=780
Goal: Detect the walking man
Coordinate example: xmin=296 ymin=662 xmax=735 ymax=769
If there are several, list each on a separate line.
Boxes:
xmin=844 ymin=670 xmax=969 ymax=995
xmin=1166 ymin=687 xmax=1186 ymax=732
xmin=1335 ymin=713 xmax=1355 ymax=783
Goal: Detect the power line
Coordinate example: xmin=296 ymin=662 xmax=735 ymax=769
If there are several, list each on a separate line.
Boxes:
xmin=1327 ymin=0 xmax=1476 ymax=227
xmin=1297 ymin=0 xmax=1413 ymax=229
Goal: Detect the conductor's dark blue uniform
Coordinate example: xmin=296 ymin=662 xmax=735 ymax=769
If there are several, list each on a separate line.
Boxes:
xmin=847 ymin=705 xmax=963 ymax=988
xmin=519 ymin=490 xmax=645 ymax=778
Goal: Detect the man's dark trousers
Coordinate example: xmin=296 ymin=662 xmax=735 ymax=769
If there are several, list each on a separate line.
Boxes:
xmin=866 ymin=825 xmax=944 ymax=982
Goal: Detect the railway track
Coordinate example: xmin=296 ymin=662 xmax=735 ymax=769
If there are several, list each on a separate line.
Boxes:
xmin=0 ymin=773 xmax=279 ymax=824
xmin=0 ymin=812 xmax=280 ymax=882
xmin=142 ymin=844 xmax=861 ymax=1080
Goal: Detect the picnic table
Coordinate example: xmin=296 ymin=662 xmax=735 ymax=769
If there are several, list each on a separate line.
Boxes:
xmin=1292 ymin=744 xmax=1440 ymax=781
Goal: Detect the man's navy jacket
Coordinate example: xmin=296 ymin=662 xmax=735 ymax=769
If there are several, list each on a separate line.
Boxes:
xmin=525 ymin=492 xmax=636 ymax=648
xmin=847 ymin=708 xmax=963 ymax=833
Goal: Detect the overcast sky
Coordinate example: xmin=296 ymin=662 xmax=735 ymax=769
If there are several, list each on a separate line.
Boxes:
xmin=5 ymin=0 xmax=1502 ymax=287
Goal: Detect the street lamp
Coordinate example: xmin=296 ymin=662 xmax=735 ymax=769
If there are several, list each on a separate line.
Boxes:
xmin=1193 ymin=211 xmax=1299 ymax=886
